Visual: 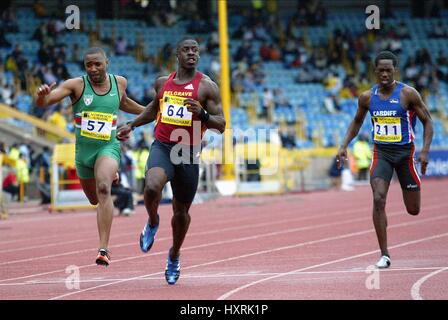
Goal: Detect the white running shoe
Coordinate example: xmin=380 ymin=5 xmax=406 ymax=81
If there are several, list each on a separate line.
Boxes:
xmin=375 ymin=255 xmax=391 ymax=268
xmin=122 ymin=208 xmax=134 ymax=216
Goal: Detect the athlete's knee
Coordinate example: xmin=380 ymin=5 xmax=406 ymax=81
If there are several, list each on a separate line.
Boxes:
xmin=372 ymin=192 xmax=387 ymax=211
xmin=172 ymin=210 xmax=190 ymax=225
xmin=144 ymin=180 xmax=163 ymax=198
xmin=96 ymin=181 xmax=111 ymax=197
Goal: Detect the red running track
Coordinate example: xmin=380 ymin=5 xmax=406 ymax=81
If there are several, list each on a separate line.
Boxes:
xmin=0 ymin=178 xmax=447 ymax=300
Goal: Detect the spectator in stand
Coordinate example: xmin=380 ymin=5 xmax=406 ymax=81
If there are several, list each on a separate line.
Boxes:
xmin=396 ymin=21 xmax=410 ymax=39
xmin=41 ymin=66 xmax=58 ymax=87
xmin=34 ymin=146 xmax=51 ymax=204
xmin=259 ymin=42 xmax=271 ymax=61
xmin=0 ymin=83 xmax=14 ymax=105
xmin=37 ymin=43 xmax=51 ymax=65
xmin=115 ymin=36 xmax=128 ymax=56
xmin=280 ymin=127 xmax=297 ymax=150
xmin=269 ymin=44 xmax=281 ymax=61
xmin=46 ymin=104 xmax=67 ymax=143
xmin=16 ymin=153 xmax=29 ymax=200
xmin=261 ymin=87 xmax=274 ymax=119
xmin=52 ymin=57 xmax=71 ymax=81
xmin=2 ymin=166 xmax=19 ymax=201
xmin=33 ymin=0 xmax=47 ymax=18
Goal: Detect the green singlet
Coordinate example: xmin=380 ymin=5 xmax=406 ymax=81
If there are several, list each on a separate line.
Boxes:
xmin=72 ymin=74 xmax=121 ymax=179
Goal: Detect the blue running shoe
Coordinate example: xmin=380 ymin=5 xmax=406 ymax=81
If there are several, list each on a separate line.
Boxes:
xmin=139 ymin=214 xmax=159 ymax=253
xmin=165 ymin=253 xmax=180 ymax=285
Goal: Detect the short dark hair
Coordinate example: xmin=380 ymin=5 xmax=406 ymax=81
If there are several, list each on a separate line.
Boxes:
xmin=83 ymin=47 xmax=107 ymax=60
xmin=176 ymin=37 xmax=199 ymax=54
xmin=374 ymin=51 xmax=398 ymax=67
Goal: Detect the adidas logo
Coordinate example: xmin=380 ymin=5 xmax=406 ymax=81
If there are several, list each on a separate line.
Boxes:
xmin=390 ymin=98 xmax=399 ymax=103
xmin=184 ymin=84 xmax=194 ymax=90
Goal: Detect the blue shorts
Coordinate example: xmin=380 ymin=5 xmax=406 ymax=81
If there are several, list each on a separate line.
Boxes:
xmin=146 ymin=139 xmax=200 ymax=203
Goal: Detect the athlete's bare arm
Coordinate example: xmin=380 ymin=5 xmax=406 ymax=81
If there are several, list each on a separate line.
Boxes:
xmin=403 ymin=86 xmax=434 ymax=174
xmin=35 ymin=78 xmax=81 ymax=107
xmin=184 ymin=77 xmax=226 ymax=133
xmin=336 ymin=90 xmax=371 ymax=168
xmin=116 ymin=76 xmax=166 ymax=141
xmin=115 ymin=76 xmax=146 ymax=115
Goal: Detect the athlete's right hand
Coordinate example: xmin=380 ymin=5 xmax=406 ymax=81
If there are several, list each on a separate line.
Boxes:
xmin=36 ymin=82 xmax=57 ymax=97
xmin=116 ymin=124 xmax=132 ymax=141
xmin=336 ymin=147 xmax=348 ymax=170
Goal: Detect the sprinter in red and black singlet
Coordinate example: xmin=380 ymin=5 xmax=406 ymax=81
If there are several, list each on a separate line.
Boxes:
xmin=336 ymin=51 xmax=433 ymax=269
xmin=154 ymin=71 xmax=207 ymax=145
xmin=117 ymin=38 xmax=226 ymax=285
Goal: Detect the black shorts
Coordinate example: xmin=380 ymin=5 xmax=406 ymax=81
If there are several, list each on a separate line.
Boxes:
xmin=146 ymin=139 xmax=200 ymax=203
xmin=370 ymin=143 xmax=421 ymax=191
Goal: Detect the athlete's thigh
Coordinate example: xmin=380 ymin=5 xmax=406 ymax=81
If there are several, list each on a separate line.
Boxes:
xmin=79 ymin=178 xmax=98 ymax=205
xmin=146 ymin=140 xmax=175 ymax=181
xmin=94 ymin=156 xmax=119 ymax=185
xmin=145 ymin=167 xmax=169 ymax=192
xmin=395 ymin=146 xmax=421 ymax=192
xmin=171 ymin=164 xmax=199 ymax=204
xmin=395 ymin=153 xmax=421 ymax=213
xmin=401 ymin=189 xmax=420 ymax=214
xmin=370 ymin=156 xmax=394 ymax=185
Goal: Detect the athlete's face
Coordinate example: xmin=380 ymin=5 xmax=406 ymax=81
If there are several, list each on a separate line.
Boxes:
xmin=177 ymin=40 xmax=200 ymax=70
xmin=84 ymin=53 xmax=108 ymax=83
xmin=375 ymin=59 xmax=395 ymax=86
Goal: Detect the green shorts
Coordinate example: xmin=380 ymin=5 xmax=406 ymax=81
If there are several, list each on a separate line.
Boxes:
xmin=75 ymin=141 xmax=121 ymax=179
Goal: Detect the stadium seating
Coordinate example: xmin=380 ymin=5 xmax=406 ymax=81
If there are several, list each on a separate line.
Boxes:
xmin=1 ymin=6 xmax=447 ymax=149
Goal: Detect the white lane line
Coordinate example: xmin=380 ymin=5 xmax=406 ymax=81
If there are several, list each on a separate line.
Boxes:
xmin=4 ymin=200 xmax=445 ymax=268
xmin=217 ymin=231 xmax=448 ymax=300
xmin=2 ymin=266 xmax=446 ymax=287
xmin=0 ymin=201 xmax=392 ymax=268
xmin=0 ymin=193 xmax=376 ymax=247
xmin=1 ymin=203 xmax=444 ymax=284
xmin=0 ymin=204 xmax=370 ymax=255
xmin=411 ymin=267 xmax=448 ymax=300
xmin=47 ymin=213 xmax=448 ymax=300
xmin=0 ymin=187 xmax=421 ymax=246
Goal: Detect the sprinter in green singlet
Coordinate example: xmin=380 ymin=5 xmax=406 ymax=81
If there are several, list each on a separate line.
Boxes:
xmin=36 ymin=47 xmax=145 ymax=266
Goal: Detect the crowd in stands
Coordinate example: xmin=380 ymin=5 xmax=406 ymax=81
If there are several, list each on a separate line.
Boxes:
xmin=1 ymin=140 xmax=50 ymax=203
xmin=1 ymin=0 xmax=448 ymax=152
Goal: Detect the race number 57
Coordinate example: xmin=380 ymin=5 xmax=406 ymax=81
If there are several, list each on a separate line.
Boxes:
xmin=86 ymin=120 xmax=105 ymax=132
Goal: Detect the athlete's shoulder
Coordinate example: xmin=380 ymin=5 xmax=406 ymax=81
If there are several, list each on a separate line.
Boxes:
xmin=63 ymin=77 xmax=84 ymax=90
xmin=401 ymin=82 xmax=420 ymax=96
xmin=199 ymin=74 xmax=219 ymax=90
xmin=114 ymin=75 xmax=127 ymax=84
xmin=156 ymin=74 xmax=170 ymax=82
xmin=155 ymin=74 xmax=170 ymax=86
xmin=153 ymin=75 xmax=170 ymax=93
xmin=66 ymin=76 xmax=84 ymax=85
xmin=358 ymin=89 xmax=372 ymax=106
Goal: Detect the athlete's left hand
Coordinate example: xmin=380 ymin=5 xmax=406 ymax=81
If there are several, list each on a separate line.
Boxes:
xmin=184 ymin=98 xmax=203 ymax=115
xmin=116 ymin=123 xmax=132 ymax=141
xmin=418 ymin=151 xmax=429 ymax=175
